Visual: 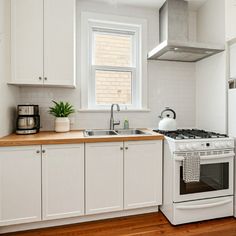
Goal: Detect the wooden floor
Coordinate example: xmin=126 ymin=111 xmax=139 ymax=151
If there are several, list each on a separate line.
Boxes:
xmin=5 ymin=212 xmax=236 ymax=236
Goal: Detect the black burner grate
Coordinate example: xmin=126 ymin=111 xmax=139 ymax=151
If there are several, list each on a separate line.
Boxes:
xmin=153 ymin=129 xmax=228 ymax=140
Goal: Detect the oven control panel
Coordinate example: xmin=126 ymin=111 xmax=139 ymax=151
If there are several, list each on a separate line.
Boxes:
xmin=175 ymin=139 xmax=234 ymax=151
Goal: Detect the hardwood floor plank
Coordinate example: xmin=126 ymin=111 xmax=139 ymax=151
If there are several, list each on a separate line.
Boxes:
xmin=4 ymin=212 xmax=236 ymax=236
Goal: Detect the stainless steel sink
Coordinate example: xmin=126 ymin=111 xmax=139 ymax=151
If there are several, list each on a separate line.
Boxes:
xmin=84 ymin=129 xmax=149 ymax=137
xmin=115 ymin=129 xmax=148 ymax=135
xmin=84 ymin=130 xmax=118 ymax=137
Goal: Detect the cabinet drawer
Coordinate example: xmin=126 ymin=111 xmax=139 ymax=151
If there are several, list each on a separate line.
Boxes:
xmin=173 ymin=196 xmax=233 ymax=225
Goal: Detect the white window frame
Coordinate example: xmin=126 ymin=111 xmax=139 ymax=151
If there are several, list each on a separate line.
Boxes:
xmin=80 ymin=12 xmax=148 ymax=111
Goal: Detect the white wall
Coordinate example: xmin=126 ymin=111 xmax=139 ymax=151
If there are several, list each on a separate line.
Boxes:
xmin=0 ymin=0 xmax=18 ymax=137
xmin=196 ymin=53 xmax=226 ymax=133
xmin=18 ymin=0 xmax=196 ymax=131
xmin=195 ymin=0 xmax=226 ymax=133
xmin=197 ymin=0 xmax=225 ymax=44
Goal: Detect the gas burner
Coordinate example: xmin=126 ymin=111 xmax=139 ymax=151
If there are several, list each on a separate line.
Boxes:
xmin=153 ymin=129 xmax=228 ymax=140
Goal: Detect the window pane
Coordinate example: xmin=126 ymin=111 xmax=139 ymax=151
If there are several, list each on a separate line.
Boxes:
xmin=94 ymin=32 xmax=132 ymax=67
xmin=96 ymin=70 xmax=132 ymax=105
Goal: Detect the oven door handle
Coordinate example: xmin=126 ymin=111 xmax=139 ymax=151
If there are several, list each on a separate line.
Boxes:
xmin=174 ymin=153 xmax=234 ymax=161
xmin=175 ymin=199 xmax=232 ymax=210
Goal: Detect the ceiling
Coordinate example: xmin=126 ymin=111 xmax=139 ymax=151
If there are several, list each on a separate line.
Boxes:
xmin=87 ymin=0 xmax=207 ymax=10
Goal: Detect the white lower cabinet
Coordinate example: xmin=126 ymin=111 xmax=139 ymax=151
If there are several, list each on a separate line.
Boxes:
xmin=85 ymin=140 xmax=162 ymax=214
xmin=85 ymin=142 xmax=124 ymax=215
xmin=124 ymin=141 xmax=162 ymax=209
xmin=0 ymin=144 xmax=85 ymax=226
xmin=0 ymin=146 xmax=41 ymax=226
xmin=0 ymin=139 xmax=162 ymax=228
xmin=42 ymin=144 xmax=84 ymax=220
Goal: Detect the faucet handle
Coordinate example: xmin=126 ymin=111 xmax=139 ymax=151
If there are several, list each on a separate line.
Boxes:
xmin=114 ymin=120 xmax=120 ymax=125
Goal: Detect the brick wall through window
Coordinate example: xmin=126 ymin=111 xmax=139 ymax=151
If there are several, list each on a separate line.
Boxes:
xmin=93 ymin=31 xmax=133 ymax=105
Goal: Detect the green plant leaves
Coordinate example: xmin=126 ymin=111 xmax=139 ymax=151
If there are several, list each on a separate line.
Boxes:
xmin=49 ymin=100 xmax=75 ymax=117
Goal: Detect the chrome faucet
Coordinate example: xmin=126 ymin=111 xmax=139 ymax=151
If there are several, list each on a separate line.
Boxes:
xmin=110 ymin=104 xmax=120 ymax=130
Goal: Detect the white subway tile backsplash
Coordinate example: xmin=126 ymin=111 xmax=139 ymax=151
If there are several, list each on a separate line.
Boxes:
xmin=17 ymin=60 xmax=196 ymax=131
xmin=15 ymin=2 xmax=196 ymax=132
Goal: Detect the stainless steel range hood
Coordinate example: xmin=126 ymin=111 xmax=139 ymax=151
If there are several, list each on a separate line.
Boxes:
xmin=148 ymin=0 xmax=224 ymax=62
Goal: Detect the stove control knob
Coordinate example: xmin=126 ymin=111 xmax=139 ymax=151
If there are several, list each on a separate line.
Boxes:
xmin=221 ymin=142 xmax=227 ymax=148
xmin=227 ymin=142 xmax=232 ymax=148
xmin=178 ymin=144 xmax=185 ymax=151
xmin=214 ymin=142 xmax=221 ymax=148
xmin=192 ymin=143 xmax=200 ymax=150
xmin=186 ymin=144 xmax=193 ymax=150
xmin=220 ymin=142 xmax=226 ymax=148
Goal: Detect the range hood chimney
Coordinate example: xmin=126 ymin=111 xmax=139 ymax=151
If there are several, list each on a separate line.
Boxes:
xmin=148 ymin=0 xmax=224 ymax=62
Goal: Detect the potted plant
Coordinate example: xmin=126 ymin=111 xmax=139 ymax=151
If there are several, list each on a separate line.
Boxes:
xmin=49 ymin=101 xmax=75 ymax=133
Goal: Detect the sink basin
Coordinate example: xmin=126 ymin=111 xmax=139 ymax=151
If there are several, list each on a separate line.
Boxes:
xmin=115 ymin=129 xmax=148 ymax=135
xmin=84 ymin=130 xmax=118 ymax=137
xmin=84 ymin=129 xmax=150 ymax=137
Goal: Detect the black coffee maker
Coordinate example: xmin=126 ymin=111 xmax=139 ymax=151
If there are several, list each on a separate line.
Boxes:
xmin=16 ymin=105 xmax=40 ymax=134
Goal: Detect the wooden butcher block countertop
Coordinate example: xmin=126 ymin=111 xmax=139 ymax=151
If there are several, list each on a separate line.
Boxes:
xmin=0 ymin=129 xmax=164 ymax=147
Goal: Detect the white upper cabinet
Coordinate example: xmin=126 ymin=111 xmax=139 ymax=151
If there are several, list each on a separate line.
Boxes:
xmin=85 ymin=142 xmax=124 ymax=215
xmin=229 ymin=43 xmax=236 ymax=79
xmin=0 ymin=146 xmax=41 ymax=226
xmin=42 ymin=144 xmax=84 ymax=220
xmin=10 ymin=0 xmax=76 ymax=87
xmin=124 ymin=141 xmax=162 ymax=210
xmin=44 ymin=0 xmax=76 ymax=87
xmin=226 ymin=0 xmax=236 ymax=41
xmin=11 ymin=0 xmax=44 ymax=85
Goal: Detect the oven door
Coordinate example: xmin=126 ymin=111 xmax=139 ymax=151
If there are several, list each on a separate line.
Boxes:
xmin=173 ymin=152 xmax=234 ymax=203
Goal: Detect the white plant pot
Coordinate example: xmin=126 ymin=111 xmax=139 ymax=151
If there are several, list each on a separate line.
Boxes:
xmin=55 ymin=117 xmax=70 ymax=133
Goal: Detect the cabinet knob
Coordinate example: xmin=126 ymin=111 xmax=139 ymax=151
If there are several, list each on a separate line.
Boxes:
xmin=44 ymin=77 xmax=47 ymax=81
xmin=36 ymin=150 xmax=40 ymax=154
xmin=120 ymin=147 xmax=124 ymax=150
xmin=42 ymin=150 xmax=46 ymax=154
xmin=39 ymin=77 xmax=42 ymax=80
xmin=125 ymin=147 xmax=128 ymax=150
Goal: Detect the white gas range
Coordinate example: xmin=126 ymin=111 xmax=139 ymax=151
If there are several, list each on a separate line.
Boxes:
xmin=153 ymin=129 xmax=235 ymax=225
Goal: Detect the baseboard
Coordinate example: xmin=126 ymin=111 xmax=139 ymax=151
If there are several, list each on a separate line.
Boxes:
xmin=0 ymin=206 xmax=159 ymax=234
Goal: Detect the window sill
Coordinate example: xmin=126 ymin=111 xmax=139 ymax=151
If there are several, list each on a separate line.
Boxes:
xmin=78 ymin=108 xmax=151 ymax=113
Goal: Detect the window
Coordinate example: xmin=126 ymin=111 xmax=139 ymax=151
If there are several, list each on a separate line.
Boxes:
xmin=81 ymin=12 xmax=148 ymax=110
xmin=92 ymin=29 xmax=134 ymax=106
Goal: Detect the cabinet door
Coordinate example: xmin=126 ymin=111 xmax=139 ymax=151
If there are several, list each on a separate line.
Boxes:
xmin=230 ymin=43 xmax=236 ymax=79
xmin=228 ymin=89 xmax=236 ymax=136
xmin=11 ymin=0 xmax=43 ymax=85
xmin=86 ymin=142 xmax=123 ymax=215
xmin=0 ymin=146 xmax=41 ymax=226
xmin=124 ymin=141 xmax=162 ymax=210
xmin=42 ymin=144 xmax=84 ymax=220
xmin=226 ymin=0 xmax=236 ymax=41
xmin=44 ymin=0 xmax=76 ymax=87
